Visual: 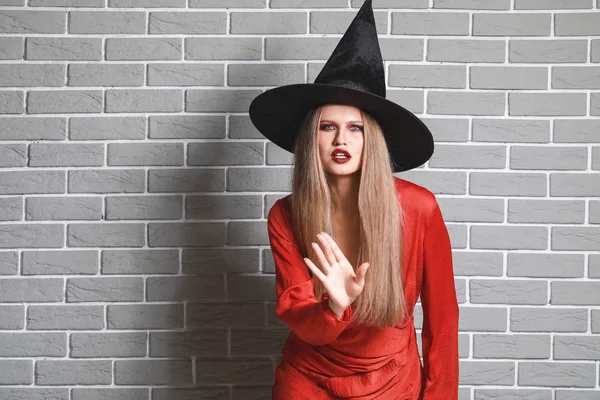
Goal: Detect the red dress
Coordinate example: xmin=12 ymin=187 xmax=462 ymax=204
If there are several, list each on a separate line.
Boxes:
xmin=267 ymin=177 xmax=459 ymax=399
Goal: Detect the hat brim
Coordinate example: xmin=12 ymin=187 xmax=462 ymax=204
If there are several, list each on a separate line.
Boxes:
xmin=249 ymin=83 xmax=433 ymax=172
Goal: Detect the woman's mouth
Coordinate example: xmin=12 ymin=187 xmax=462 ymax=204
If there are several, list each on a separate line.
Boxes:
xmin=331 ymin=149 xmax=351 ymax=164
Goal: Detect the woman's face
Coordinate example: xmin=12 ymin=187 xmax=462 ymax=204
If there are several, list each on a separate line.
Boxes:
xmin=317 ymin=104 xmax=364 ymax=176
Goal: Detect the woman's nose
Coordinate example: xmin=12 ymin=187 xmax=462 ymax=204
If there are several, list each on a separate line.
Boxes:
xmin=333 ymin=129 xmax=347 ymax=145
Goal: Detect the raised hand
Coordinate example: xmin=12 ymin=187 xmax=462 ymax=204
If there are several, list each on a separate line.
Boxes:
xmin=303 ymin=232 xmax=370 ymax=319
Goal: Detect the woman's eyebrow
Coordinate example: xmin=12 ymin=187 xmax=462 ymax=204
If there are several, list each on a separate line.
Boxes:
xmin=320 ymin=119 xmax=363 ymax=124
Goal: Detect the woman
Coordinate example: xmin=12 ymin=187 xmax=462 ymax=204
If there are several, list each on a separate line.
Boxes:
xmin=249 ymin=1 xmax=459 ymax=398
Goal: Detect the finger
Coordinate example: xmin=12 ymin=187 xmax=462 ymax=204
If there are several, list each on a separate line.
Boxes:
xmin=304 ymin=257 xmax=328 ymax=283
xmin=321 ymin=232 xmax=348 ymax=264
xmin=311 ymin=241 xmax=332 ymax=271
xmin=354 ymin=263 xmax=370 ymax=287
xmin=317 ymin=233 xmax=337 ymax=266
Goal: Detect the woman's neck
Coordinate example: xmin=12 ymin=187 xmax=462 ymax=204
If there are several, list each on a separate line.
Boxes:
xmin=329 ymin=174 xmax=360 ymax=216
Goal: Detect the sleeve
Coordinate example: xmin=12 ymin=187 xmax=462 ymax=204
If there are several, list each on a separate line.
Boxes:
xmin=420 ymin=200 xmax=460 ymax=399
xmin=267 ymin=200 xmax=353 ymax=346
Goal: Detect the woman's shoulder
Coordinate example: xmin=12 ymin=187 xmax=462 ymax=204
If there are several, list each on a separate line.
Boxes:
xmin=267 ymin=194 xmax=293 ymax=223
xmin=393 ymin=176 xmax=438 ymax=217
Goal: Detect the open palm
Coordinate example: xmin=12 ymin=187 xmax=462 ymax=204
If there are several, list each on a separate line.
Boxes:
xmin=303 ymin=232 xmax=370 ymax=315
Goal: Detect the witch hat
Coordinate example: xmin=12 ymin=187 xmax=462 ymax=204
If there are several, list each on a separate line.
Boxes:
xmin=248 ymin=0 xmax=433 ymax=172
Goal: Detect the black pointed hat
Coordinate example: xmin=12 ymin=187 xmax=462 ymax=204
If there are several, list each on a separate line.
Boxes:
xmin=248 ymin=0 xmax=433 ymax=172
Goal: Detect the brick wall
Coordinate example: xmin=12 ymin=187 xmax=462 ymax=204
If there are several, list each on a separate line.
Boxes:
xmin=0 ymin=0 xmax=599 ymax=399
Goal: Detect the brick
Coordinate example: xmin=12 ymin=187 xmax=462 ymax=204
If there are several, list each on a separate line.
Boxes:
xmin=0 ymin=332 xmax=65 ymax=356
xmin=27 ymin=37 xmax=102 ymax=61
xmin=186 ymin=89 xmax=260 ymax=112
xmin=27 ymin=305 xmax=103 ymax=330
xmin=555 ymin=13 xmax=600 ymax=35
xmin=107 ymin=143 xmax=183 ymax=166
xmin=30 ymin=0 xmax=104 ymax=5
xmin=0 ymin=64 xmax=64 ymax=87
xmin=473 ymin=13 xmax=551 ymax=36
xmin=427 ymin=39 xmax=505 ymax=63
xmin=106 ymin=89 xmax=182 ymax=113
xmin=352 ymin=0 xmax=428 ymax=7
xmin=148 ymin=169 xmax=225 ymax=193
xmin=69 ymin=170 xmax=145 ymax=194
xmin=452 ymin=251 xmax=503 ymax=276
xmin=106 ymin=38 xmax=182 ymax=61
xmin=230 ymin=115 xmax=263 ymax=139
xmin=386 ymin=89 xmax=425 ymax=114
xmin=186 ymin=37 xmax=261 ymax=60
xmin=275 ymin=0 xmax=344 ymax=6
xmin=0 ymin=11 xmax=65 ymax=33
xmin=459 ymin=307 xmax=507 ymax=331
xmin=473 ymin=119 xmax=549 ymax=143
xmin=553 ymin=66 xmax=600 ymax=89
xmin=67 ymin=277 xmax=143 ymax=302
xmin=231 ymin=11 xmax=306 ymax=34
xmin=231 ymin=328 xmax=289 ymax=356
xmin=149 ymin=12 xmax=226 ymax=34
xmin=267 ymin=142 xmax=294 ymax=165
xmin=593 ymin=146 xmax=599 ymax=170
xmin=397 ymin=170 xmax=466 ymax=195
xmin=76 ymin=384 xmax=148 ymax=398
xmin=390 ymin=65 xmax=466 ymax=89
xmin=232 ymin=387 xmax=273 ymax=399
xmin=0 ymin=1 xmax=23 ymax=6
xmin=0 ymin=305 xmax=21 ymax=327
xmin=471 ymin=66 xmax=547 ymax=90
xmin=148 ymin=223 xmax=225 ymax=247
xmin=509 ymin=39 xmax=588 ymax=63
xmin=182 ymin=248 xmax=260 ymax=274
xmin=152 ymin=388 xmax=228 ymax=400
xmin=474 ymin=334 xmax=550 ymax=358
xmin=310 ymin=11 xmax=387 ymax=34
xmin=27 ymin=90 xmax=102 ymax=114
xmin=190 ymin=0 xmax=265 ymax=6
xmin=510 ymin=146 xmax=587 ymax=170
xmin=186 ymin=195 xmax=262 ymax=219
xmin=0 ymin=360 xmax=32 ymax=385
xmin=266 ymin=37 xmax=337 ymax=60
xmin=228 ymin=63 xmax=304 ymax=86
xmin=593 ymin=93 xmax=600 ymax=116
xmin=228 ymin=275 xmax=275 ymax=300
xmin=589 ymin=200 xmax=600 ymax=224
xmin=106 ymin=196 xmax=182 ymax=220
xmin=593 ymin=39 xmax=599 ymax=62
xmin=516 ymin=0 xmax=592 ymax=8
xmin=459 ymin=361 xmax=515 ymax=385
xmin=429 ymin=144 xmax=505 ymax=169
xmin=228 ymin=221 xmax=269 ymax=245
xmin=511 ymin=308 xmax=587 ymax=332
xmin=188 ymin=303 xmax=265 ymax=329
xmin=470 ymin=280 xmax=547 ymax=305
xmin=107 ymin=304 xmax=183 ymax=329
xmin=420 ymin=119 xmax=467 ymax=143
xmin=554 ymin=336 xmax=600 ymax=360
xmin=447 ymin=224 xmax=468 ymax=249
xmin=29 ymin=143 xmax=104 ymax=167
xmin=69 ymin=11 xmax=145 ymax=34
xmin=550 ymin=173 xmax=600 ymax=197
xmin=0 ymin=143 xmax=26 ymax=166
xmin=101 ymin=249 xmax=179 ymax=274
xmin=68 ymin=64 xmax=144 ymax=87
xmin=0 ymin=389 xmax=68 ymax=400
xmin=593 ymin=309 xmax=599 ymax=333
xmin=196 ymin=358 xmax=272 ymax=384
xmin=0 ymin=38 xmax=23 ymax=60
xmin=37 ymin=360 xmax=111 ymax=385
xmin=509 ymin=93 xmax=586 ymax=116
xmin=552 ymin=227 xmax=600 ymax=251
xmin=0 ymin=171 xmax=65 ymax=195
xmin=148 ymin=63 xmax=223 ymax=86
xmin=71 ymin=332 xmax=146 ymax=358
xmin=392 ymin=12 xmax=468 ymax=35
xmin=188 ymin=142 xmax=263 ymax=166
xmin=508 ymin=200 xmax=584 ymax=224
xmin=554 ymin=120 xmax=600 ymax=143
xmin=433 ymin=0 xmax=509 ymax=8
xmin=149 ymin=115 xmax=225 ymax=139
xmin=474 ymin=389 xmax=551 ymax=399
xmin=0 ymin=91 xmax=23 ymax=114
xmin=228 ymin=167 xmax=291 ymax=192
xmin=68 ymin=224 xmax=144 ymax=248
xmin=70 ymin=117 xmax=144 ymax=140
xmin=150 ymin=331 xmax=226 ymax=357
xmin=115 ymin=360 xmax=192 ymax=385
xmin=428 ymin=91 xmax=505 ymax=115
xmin=26 ymin=197 xmax=102 ymax=221
xmin=470 ymin=226 xmax=547 ymax=250
xmin=518 ymin=362 xmax=595 ymax=387
xmin=109 ymin=0 xmax=185 ymax=6
xmin=22 ymin=250 xmax=98 ymax=275
xmin=0 ymin=198 xmax=22 ymax=222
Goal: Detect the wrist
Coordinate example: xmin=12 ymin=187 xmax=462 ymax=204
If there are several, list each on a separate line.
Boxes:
xmin=328 ymin=298 xmax=345 ymax=320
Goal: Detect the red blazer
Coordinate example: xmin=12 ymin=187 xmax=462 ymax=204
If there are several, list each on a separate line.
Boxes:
xmin=267 ymin=177 xmax=459 ymax=399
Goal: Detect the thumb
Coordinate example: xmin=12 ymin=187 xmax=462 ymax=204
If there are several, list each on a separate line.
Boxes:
xmin=355 ymin=263 xmax=370 ymax=287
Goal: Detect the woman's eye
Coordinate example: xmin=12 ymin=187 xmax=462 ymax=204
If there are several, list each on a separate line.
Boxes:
xmin=320 ymin=124 xmax=335 ymax=130
xmin=351 ymin=125 xmax=364 ymax=131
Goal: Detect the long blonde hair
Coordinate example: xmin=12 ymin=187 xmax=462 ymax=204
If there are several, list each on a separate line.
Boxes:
xmin=290 ymin=105 xmax=408 ymax=328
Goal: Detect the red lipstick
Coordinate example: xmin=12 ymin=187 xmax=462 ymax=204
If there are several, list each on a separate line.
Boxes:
xmin=331 ymin=149 xmax=351 ymax=164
